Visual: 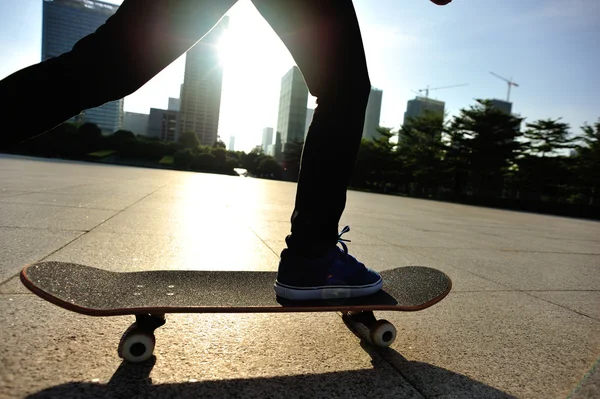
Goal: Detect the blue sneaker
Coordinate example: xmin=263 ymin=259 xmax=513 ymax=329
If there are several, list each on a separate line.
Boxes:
xmin=274 ymin=226 xmax=383 ymax=301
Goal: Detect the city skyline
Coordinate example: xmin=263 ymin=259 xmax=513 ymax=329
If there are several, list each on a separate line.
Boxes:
xmin=0 ymin=0 xmax=598 ymax=152
xmin=41 ymin=0 xmax=123 ymax=133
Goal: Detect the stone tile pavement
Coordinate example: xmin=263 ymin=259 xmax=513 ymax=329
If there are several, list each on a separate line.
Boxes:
xmin=1 ymin=154 xmax=599 ymax=398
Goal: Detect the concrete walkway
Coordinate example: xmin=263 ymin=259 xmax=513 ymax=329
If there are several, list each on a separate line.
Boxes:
xmin=1 ymin=154 xmax=599 ymax=398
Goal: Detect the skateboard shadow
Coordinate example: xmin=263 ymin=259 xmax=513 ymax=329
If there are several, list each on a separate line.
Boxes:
xmin=25 ymin=350 xmax=516 ymax=399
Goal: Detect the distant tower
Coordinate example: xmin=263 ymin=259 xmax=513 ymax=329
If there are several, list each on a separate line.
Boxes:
xmin=148 ymin=108 xmax=178 ymax=142
xmin=262 ymin=127 xmax=273 ymax=153
xmin=42 ymin=0 xmax=123 ymax=133
xmin=362 ymin=88 xmax=383 ymax=140
xmin=168 ymin=97 xmax=181 ymax=112
xmin=276 ymin=66 xmax=308 ymax=153
xmin=179 ymin=16 xmax=229 ymax=146
xmin=304 ymin=108 xmax=314 ymax=139
xmin=228 ymin=136 xmax=235 ymax=151
xmin=489 ymin=99 xmax=513 ymax=114
xmin=403 ymin=97 xmax=445 ymax=126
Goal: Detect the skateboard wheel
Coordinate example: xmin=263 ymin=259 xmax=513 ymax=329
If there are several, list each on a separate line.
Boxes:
xmin=369 ymin=320 xmax=397 ymax=348
xmin=118 ymin=329 xmax=155 ymax=363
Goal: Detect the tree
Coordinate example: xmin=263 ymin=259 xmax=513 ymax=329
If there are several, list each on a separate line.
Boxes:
xmin=256 ymin=157 xmax=283 ymax=179
xmin=351 ymin=128 xmax=402 ymax=192
xmin=110 ymin=129 xmax=136 ymax=152
xmin=524 ymin=118 xmax=575 ymax=157
xmin=446 ymin=99 xmax=525 ymax=196
xmin=112 ymin=129 xmax=136 ymax=141
xmin=178 ymin=131 xmax=199 ymax=149
xmin=250 ymin=145 xmax=264 ymax=155
xmin=173 ymin=149 xmax=195 ymax=170
xmin=575 ymin=119 xmax=600 ymax=205
xmin=78 ymin=122 xmax=102 ymax=153
xmin=79 ymin=122 xmax=101 ymax=140
xmin=398 ymin=111 xmax=447 ymax=196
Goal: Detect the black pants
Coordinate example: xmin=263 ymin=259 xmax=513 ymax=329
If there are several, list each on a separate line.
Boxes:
xmin=0 ymin=0 xmax=371 ymax=256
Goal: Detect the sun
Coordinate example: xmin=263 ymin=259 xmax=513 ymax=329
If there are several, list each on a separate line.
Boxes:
xmin=216 ymin=29 xmax=234 ymax=67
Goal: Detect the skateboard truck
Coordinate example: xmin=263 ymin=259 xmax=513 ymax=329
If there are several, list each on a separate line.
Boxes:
xmin=341 ymin=311 xmax=397 ymax=347
xmin=117 ymin=313 xmax=166 ymax=363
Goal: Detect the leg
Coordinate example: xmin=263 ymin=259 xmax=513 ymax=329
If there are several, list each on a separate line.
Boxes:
xmin=0 ymin=0 xmax=236 ymax=149
xmin=252 ymin=0 xmax=371 ymax=255
xmin=254 ymin=1 xmax=380 ymax=300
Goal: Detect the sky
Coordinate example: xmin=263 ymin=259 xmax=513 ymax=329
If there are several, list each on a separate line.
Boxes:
xmin=0 ymin=0 xmax=599 ymax=153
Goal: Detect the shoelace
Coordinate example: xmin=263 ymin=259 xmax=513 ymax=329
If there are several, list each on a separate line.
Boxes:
xmin=337 ymin=225 xmax=351 ymax=254
xmin=336 ymin=226 xmax=367 ymax=274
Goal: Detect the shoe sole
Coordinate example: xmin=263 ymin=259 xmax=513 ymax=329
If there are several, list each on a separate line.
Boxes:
xmin=274 ymin=278 xmax=383 ymax=301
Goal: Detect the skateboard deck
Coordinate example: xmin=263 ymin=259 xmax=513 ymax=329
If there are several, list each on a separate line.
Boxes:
xmin=21 ymin=261 xmax=452 ymax=362
xmin=21 ymin=261 xmax=451 ymax=314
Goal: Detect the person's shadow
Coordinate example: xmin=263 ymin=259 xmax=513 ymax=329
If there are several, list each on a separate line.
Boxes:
xmin=26 ymin=332 xmax=516 ymax=399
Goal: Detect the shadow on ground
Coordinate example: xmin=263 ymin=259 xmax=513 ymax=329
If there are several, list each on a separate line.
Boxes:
xmin=26 ymin=348 xmax=515 ymax=399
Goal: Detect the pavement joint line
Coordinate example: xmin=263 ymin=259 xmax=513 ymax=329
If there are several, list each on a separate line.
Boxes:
xmin=0 ymin=231 xmax=85 ymax=286
xmin=0 ymin=198 xmax=138 ymax=212
xmin=247 ymin=227 xmax=281 ymax=258
xmin=0 ymin=293 xmax=30 ymax=295
xmin=497 ymin=249 xmax=600 ymax=255
xmin=524 ymin=289 xmax=600 ymax=292
xmin=398 ymin=245 xmax=600 ymax=320
xmin=0 ymin=185 xmax=166 ymax=287
xmin=374 ymin=239 xmax=518 ymax=291
xmin=360 ymin=345 xmax=428 ymax=399
xmin=0 ymin=225 xmax=89 ymax=233
xmin=0 ymin=274 xmax=21 ymax=288
xmin=525 ymin=292 xmax=600 ymax=322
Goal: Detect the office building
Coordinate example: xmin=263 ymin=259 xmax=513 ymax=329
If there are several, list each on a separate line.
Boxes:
xmin=228 ymin=136 xmax=235 ymax=151
xmin=262 ymin=127 xmax=273 ymax=153
xmin=168 ymin=97 xmax=181 ymax=112
xmin=179 ymin=16 xmax=228 ymax=146
xmin=304 ymin=108 xmax=314 ymax=139
xmin=489 ymin=99 xmax=513 ymax=114
xmin=362 ymin=88 xmax=383 ymax=140
xmin=276 ymin=66 xmax=308 ymax=153
xmin=148 ymin=108 xmax=178 ymax=142
xmin=122 ymin=112 xmax=149 ymax=136
xmin=42 ymin=0 xmax=123 ymax=133
xmin=403 ymin=96 xmax=445 ymax=126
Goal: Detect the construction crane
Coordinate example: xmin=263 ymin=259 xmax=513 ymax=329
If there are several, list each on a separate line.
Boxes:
xmin=490 ymin=72 xmax=519 ymax=102
xmin=417 ymin=83 xmax=468 ymax=98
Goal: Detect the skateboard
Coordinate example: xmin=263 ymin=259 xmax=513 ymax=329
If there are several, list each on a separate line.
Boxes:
xmin=20 ymin=261 xmax=452 ymax=363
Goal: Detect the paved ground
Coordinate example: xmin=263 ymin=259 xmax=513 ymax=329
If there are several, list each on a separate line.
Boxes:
xmin=0 ymin=153 xmax=599 ymax=399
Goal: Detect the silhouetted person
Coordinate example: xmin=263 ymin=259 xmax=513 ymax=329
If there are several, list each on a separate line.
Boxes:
xmin=0 ymin=0 xmax=452 ymax=300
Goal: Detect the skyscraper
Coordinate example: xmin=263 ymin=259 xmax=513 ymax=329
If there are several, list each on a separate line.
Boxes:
xmin=362 ymin=88 xmax=383 ymax=140
xmin=179 ymin=16 xmax=228 ymax=146
xmin=168 ymin=97 xmax=181 ymax=112
xmin=262 ymin=127 xmax=273 ymax=153
xmin=403 ymin=96 xmax=445 ymax=126
xmin=42 ymin=0 xmax=123 ymax=133
xmin=489 ymin=99 xmax=513 ymax=114
xmin=148 ymin=108 xmax=178 ymax=142
xmin=276 ymin=66 xmax=308 ymax=154
xmin=304 ymin=108 xmax=314 ymax=139
xmin=228 ymin=136 xmax=235 ymax=151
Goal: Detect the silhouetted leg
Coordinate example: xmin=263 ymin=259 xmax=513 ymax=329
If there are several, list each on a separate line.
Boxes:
xmin=252 ymin=0 xmax=371 ymax=256
xmin=0 ymin=0 xmax=236 ymax=149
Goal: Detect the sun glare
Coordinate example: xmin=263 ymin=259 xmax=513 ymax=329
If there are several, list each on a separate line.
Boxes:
xmin=213 ymin=1 xmax=302 ymax=151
